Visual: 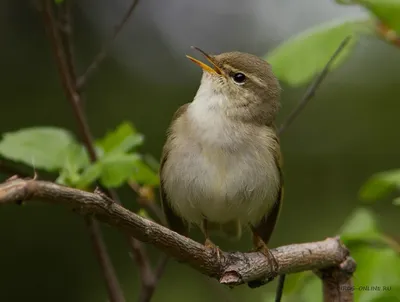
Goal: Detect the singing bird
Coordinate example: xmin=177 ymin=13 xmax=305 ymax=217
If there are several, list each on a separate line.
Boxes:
xmin=160 ymin=47 xmax=283 ymax=273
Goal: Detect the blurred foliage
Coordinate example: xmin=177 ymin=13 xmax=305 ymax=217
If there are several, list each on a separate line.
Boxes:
xmin=0 ymin=127 xmax=76 ymax=171
xmin=359 ymin=169 xmax=400 ymax=203
xmin=0 ymin=122 xmax=158 ymax=190
xmin=263 ymin=1 xmax=400 ymax=301
xmin=266 ymin=0 xmax=400 ymax=86
xmin=266 ymin=20 xmax=362 ymax=86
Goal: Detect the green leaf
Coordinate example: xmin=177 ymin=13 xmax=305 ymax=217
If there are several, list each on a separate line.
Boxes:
xmin=62 ymin=143 xmax=90 ymax=171
xmin=96 ymin=122 xmax=144 ymax=155
xmin=0 ymin=127 xmax=76 ymax=171
xmin=66 ymin=152 xmax=158 ymax=189
xmin=393 ymin=197 xmax=400 ymax=206
xmin=75 ymin=162 xmax=103 ymax=189
xmin=266 ymin=19 xmax=360 ymax=86
xmin=99 ymin=153 xmax=141 ymax=188
xmin=360 ymin=0 xmax=400 ymax=33
xmin=56 ymin=143 xmax=90 ymax=186
xmin=359 ymin=169 xmax=400 ymax=202
xmin=340 ymin=208 xmax=382 ymax=245
xmin=129 ymin=159 xmax=159 ymax=186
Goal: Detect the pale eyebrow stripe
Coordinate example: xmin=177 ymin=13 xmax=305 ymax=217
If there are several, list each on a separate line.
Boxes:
xmin=222 ymin=63 xmax=267 ymax=88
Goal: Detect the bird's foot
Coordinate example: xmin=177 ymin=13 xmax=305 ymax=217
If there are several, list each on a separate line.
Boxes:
xmin=254 ymin=244 xmax=279 ymax=273
xmin=247 ymin=236 xmax=279 ymax=288
xmin=204 ymin=238 xmax=223 ymax=262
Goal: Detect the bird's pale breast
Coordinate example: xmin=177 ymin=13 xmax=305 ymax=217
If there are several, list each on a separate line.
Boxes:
xmin=161 ymin=100 xmax=280 ymax=227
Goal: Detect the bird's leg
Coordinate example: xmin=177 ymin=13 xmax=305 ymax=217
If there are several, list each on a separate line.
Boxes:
xmin=250 ymin=226 xmax=279 ymax=272
xmin=201 ymin=219 xmax=222 ymax=261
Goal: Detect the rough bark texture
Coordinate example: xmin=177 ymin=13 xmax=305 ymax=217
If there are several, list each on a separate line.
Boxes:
xmin=0 ymin=178 xmax=355 ymax=294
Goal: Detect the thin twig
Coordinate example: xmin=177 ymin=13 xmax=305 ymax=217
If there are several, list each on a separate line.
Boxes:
xmin=42 ymin=2 xmax=164 ymax=302
xmin=274 ymin=35 xmax=352 ymax=302
xmin=41 ymin=1 xmax=124 ymax=302
xmin=42 ymin=0 xmax=97 ymax=160
xmin=0 ymin=178 xmax=355 ymax=297
xmin=77 ymin=0 xmax=140 ymax=89
xmin=60 ymin=0 xmax=77 ymax=81
xmin=274 ymin=274 xmax=286 ymax=302
xmin=138 ymin=255 xmax=169 ymax=302
xmin=278 ymin=36 xmax=352 ymax=135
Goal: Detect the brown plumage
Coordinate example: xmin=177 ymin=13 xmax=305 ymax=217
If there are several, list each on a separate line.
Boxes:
xmin=160 ymin=49 xmax=283 ymax=284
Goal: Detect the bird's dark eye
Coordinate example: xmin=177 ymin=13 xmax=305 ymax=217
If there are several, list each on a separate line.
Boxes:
xmin=232 ymin=72 xmax=246 ymax=84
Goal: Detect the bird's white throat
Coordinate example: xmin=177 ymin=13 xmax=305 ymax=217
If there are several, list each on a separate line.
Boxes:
xmin=187 ymin=75 xmax=239 ymax=147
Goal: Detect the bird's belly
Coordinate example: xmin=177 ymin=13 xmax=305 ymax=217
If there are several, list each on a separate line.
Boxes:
xmin=163 ymin=144 xmax=279 ymax=226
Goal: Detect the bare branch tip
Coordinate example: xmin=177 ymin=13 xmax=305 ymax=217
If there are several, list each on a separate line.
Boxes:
xmin=219 ymin=271 xmax=242 ymax=286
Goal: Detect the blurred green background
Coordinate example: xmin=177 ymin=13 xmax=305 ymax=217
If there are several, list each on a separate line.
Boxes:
xmin=1 ymin=0 xmax=399 ymax=301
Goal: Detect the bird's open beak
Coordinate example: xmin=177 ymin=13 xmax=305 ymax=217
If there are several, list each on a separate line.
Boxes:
xmin=186 ymin=46 xmax=223 ymax=75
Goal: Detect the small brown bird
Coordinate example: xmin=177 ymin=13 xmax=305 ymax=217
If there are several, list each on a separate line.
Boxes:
xmin=160 ymin=47 xmax=283 ymax=273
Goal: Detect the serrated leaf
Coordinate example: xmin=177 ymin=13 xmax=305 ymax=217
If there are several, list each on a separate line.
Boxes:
xmin=359 ymin=169 xmax=400 ymax=202
xmin=129 ymin=159 xmax=159 ymax=186
xmin=340 ymin=208 xmax=382 ymax=245
xmin=0 ymin=127 xmax=76 ymax=171
xmin=97 ymin=122 xmax=144 ymax=155
xmin=266 ymin=19 xmax=359 ymax=86
xmin=63 ymin=143 xmax=90 ymax=170
xmin=360 ymin=0 xmax=400 ymax=33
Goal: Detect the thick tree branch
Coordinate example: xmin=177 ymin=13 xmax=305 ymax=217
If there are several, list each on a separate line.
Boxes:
xmin=0 ymin=178 xmax=354 ymax=291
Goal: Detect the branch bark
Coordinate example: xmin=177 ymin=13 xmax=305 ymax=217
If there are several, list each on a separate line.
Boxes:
xmin=41 ymin=2 xmax=124 ymax=302
xmin=41 ymin=1 xmax=154 ymax=301
xmin=316 ymin=256 xmax=356 ymax=302
xmin=0 ymin=178 xmax=355 ymax=292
